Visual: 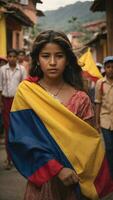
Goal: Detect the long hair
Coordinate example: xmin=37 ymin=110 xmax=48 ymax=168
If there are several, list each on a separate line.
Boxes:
xmin=30 ymin=30 xmax=83 ymax=90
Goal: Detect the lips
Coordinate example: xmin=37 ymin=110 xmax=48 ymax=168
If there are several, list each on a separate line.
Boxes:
xmin=47 ymin=69 xmax=58 ymax=73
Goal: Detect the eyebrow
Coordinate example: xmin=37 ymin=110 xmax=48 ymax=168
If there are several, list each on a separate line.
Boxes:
xmin=40 ymin=51 xmax=65 ymax=54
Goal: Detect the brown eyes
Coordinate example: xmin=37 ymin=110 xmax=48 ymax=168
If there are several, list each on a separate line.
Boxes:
xmin=106 ymin=65 xmax=113 ymax=69
xmin=41 ymin=54 xmax=65 ymax=58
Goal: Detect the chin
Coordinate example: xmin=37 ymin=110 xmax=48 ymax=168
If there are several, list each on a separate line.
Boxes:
xmin=48 ymin=74 xmax=59 ymax=78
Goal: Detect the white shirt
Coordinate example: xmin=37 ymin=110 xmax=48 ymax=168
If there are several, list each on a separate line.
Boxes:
xmin=0 ymin=63 xmax=27 ymax=97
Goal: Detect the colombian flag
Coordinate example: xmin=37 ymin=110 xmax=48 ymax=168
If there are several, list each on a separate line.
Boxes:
xmin=8 ymin=80 xmax=113 ymax=199
xmin=79 ymin=48 xmax=103 ymax=82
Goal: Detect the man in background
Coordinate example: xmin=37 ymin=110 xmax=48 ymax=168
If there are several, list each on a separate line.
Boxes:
xmin=95 ymin=56 xmax=113 ymax=178
xmin=18 ymin=49 xmax=30 ymax=75
xmin=0 ymin=49 xmax=27 ymax=169
xmin=0 ymin=57 xmax=8 ymax=142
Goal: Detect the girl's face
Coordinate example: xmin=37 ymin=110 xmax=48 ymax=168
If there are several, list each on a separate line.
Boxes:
xmin=38 ymin=43 xmax=68 ymax=80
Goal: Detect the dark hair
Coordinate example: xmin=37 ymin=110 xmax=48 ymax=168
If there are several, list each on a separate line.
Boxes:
xmin=30 ymin=30 xmax=83 ymax=90
xmin=18 ymin=49 xmax=26 ymax=55
xmin=7 ymin=49 xmax=18 ymax=56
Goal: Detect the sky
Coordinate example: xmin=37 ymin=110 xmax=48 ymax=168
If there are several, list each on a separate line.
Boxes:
xmin=36 ymin=0 xmax=93 ymax=11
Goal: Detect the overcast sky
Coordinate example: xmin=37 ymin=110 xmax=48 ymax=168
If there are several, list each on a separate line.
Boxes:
xmin=37 ymin=0 xmax=93 ymax=11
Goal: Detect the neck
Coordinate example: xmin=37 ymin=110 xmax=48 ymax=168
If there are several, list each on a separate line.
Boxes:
xmin=9 ymin=63 xmax=16 ymax=69
xmin=41 ymin=77 xmax=64 ymax=87
xmin=39 ymin=77 xmax=65 ymax=98
xmin=107 ymin=77 xmax=113 ymax=84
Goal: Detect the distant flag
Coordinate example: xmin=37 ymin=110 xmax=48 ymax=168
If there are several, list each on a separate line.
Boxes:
xmin=79 ymin=48 xmax=103 ymax=82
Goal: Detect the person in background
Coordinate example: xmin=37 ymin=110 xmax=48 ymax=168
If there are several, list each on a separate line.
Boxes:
xmin=96 ymin=62 xmax=105 ymax=76
xmin=18 ymin=49 xmax=30 ymax=75
xmin=0 ymin=49 xmax=27 ymax=169
xmin=8 ymin=30 xmax=95 ymax=200
xmin=95 ymin=56 xmax=113 ymax=178
xmin=0 ymin=57 xmax=8 ymax=142
xmin=87 ymin=62 xmax=104 ymax=104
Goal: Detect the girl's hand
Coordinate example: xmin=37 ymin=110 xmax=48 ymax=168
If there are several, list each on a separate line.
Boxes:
xmin=57 ymin=167 xmax=79 ymax=186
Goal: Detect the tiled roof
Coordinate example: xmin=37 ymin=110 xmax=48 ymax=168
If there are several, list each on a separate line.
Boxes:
xmin=7 ymin=4 xmax=34 ymax=26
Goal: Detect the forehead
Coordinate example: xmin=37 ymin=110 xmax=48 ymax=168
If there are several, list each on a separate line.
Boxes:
xmin=105 ymin=61 xmax=113 ymax=66
xmin=18 ymin=52 xmax=25 ymax=56
xmin=8 ymin=52 xmax=17 ymax=57
xmin=40 ymin=43 xmax=64 ymax=53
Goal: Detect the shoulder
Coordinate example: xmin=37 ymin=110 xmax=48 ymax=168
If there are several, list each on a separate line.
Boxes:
xmin=96 ymin=78 xmax=105 ymax=86
xmin=0 ymin=64 xmax=8 ymax=71
xmin=95 ymin=78 xmax=106 ymax=93
xmin=16 ymin=80 xmax=26 ymax=90
xmin=18 ymin=64 xmax=26 ymax=71
xmin=67 ymin=90 xmax=94 ymax=120
xmin=73 ymin=90 xmax=90 ymax=100
xmin=69 ymin=90 xmax=90 ymax=105
xmin=15 ymin=80 xmax=31 ymax=96
xmin=26 ymin=76 xmax=39 ymax=83
xmin=18 ymin=79 xmax=38 ymax=90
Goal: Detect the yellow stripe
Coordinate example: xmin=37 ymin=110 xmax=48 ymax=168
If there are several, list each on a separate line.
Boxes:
xmin=0 ymin=14 xmax=7 ymax=57
xmin=12 ymin=80 xmax=105 ymax=199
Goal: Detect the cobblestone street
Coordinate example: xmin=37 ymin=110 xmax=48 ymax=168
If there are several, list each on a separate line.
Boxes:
xmin=0 ymin=141 xmax=26 ymax=200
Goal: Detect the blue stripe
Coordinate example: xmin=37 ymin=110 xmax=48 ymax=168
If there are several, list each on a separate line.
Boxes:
xmin=8 ymin=109 xmax=72 ymax=178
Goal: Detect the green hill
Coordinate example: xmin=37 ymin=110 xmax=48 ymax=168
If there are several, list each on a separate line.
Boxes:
xmin=38 ymin=1 xmax=105 ymax=32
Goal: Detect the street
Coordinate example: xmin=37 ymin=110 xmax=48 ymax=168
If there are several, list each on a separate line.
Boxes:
xmin=0 ymin=141 xmax=26 ymax=200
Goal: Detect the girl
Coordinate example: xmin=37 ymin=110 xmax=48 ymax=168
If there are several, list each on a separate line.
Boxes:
xmin=8 ymin=30 xmax=105 ymax=200
xmin=27 ymin=30 xmax=94 ymax=199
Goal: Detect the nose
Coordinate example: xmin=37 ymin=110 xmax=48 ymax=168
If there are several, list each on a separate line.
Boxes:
xmin=49 ymin=55 xmax=56 ymax=65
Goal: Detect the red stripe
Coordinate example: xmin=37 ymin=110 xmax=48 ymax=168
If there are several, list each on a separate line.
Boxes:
xmin=94 ymin=156 xmax=113 ymax=198
xmin=26 ymin=76 xmax=39 ymax=83
xmin=82 ymin=71 xmax=99 ymax=82
xmin=29 ymin=159 xmax=63 ymax=186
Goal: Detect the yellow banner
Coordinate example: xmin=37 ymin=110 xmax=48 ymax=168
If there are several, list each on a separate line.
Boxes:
xmin=0 ymin=14 xmax=7 ymax=57
xmin=79 ymin=48 xmax=102 ymax=79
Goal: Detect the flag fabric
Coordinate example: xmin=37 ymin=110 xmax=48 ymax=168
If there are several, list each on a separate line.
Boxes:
xmin=79 ymin=48 xmax=103 ymax=82
xmin=8 ymin=80 xmax=113 ymax=199
xmin=0 ymin=14 xmax=7 ymax=57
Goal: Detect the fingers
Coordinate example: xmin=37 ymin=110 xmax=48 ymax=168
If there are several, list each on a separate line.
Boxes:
xmin=62 ymin=171 xmax=79 ymax=186
xmin=58 ymin=168 xmax=79 ymax=186
xmin=73 ymin=172 xmax=79 ymax=183
xmin=64 ymin=176 xmax=74 ymax=186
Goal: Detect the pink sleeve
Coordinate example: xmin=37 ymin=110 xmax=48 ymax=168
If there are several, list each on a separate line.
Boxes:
xmin=67 ymin=91 xmax=94 ymax=121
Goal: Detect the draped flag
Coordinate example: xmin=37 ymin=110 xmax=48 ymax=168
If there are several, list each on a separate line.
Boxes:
xmin=79 ymin=48 xmax=103 ymax=82
xmin=8 ymin=80 xmax=113 ymax=199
